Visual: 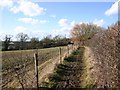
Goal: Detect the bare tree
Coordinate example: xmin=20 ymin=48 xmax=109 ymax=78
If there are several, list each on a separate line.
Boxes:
xmin=71 ymin=23 xmax=102 ymax=45
xmin=30 ymin=37 xmax=39 ymax=49
xmin=16 ymin=33 xmax=29 ymax=50
xmin=3 ymin=35 xmax=12 ymax=51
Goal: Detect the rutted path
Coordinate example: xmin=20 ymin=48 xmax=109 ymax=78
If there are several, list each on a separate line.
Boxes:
xmin=57 ymin=48 xmax=84 ymax=88
xmin=38 ymin=47 xmax=74 ymax=86
xmin=43 ymin=47 xmax=85 ymax=88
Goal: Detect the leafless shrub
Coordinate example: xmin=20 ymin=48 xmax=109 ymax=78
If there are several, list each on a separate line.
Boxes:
xmin=84 ymin=21 xmax=119 ymax=88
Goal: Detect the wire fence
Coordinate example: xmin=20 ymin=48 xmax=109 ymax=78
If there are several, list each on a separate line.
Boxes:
xmin=1 ymin=45 xmax=78 ymax=89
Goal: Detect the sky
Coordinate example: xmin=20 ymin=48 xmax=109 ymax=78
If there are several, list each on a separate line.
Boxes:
xmin=0 ymin=0 xmax=119 ymax=41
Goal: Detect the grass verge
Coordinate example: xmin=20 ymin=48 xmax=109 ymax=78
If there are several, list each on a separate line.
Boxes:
xmin=81 ymin=46 xmax=96 ymax=88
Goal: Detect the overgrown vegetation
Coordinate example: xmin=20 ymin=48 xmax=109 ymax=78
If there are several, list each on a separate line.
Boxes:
xmin=84 ymin=22 xmax=119 ymax=88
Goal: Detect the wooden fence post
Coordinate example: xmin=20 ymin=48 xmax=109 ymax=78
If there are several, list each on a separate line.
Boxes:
xmin=72 ymin=44 xmax=74 ymax=51
xmin=59 ymin=47 xmax=62 ymax=63
xmin=34 ymin=53 xmax=39 ymax=89
xmin=67 ymin=45 xmax=69 ymax=56
xmin=73 ymin=44 xmax=75 ymax=50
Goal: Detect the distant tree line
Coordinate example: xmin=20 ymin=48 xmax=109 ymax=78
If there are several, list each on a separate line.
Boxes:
xmin=2 ymin=22 xmax=108 ymax=51
xmin=2 ymin=33 xmax=71 ymax=51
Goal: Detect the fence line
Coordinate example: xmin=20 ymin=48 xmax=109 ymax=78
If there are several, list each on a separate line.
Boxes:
xmin=2 ymin=45 xmax=77 ymax=88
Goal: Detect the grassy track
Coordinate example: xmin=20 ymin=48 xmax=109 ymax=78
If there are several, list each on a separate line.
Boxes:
xmin=42 ymin=47 xmax=96 ymax=88
xmin=42 ymin=47 xmax=84 ymax=88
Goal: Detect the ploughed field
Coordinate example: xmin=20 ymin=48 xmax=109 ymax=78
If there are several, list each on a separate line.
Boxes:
xmin=2 ymin=46 xmax=67 ymax=88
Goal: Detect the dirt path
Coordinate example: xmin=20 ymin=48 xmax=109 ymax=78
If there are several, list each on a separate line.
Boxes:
xmin=44 ymin=47 xmax=84 ymax=88
xmin=58 ymin=48 xmax=84 ymax=88
xmin=38 ymin=47 xmax=74 ymax=86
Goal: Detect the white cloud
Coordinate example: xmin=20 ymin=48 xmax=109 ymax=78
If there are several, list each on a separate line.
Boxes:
xmin=14 ymin=26 xmax=28 ymax=33
xmin=71 ymin=21 xmax=76 ymax=27
xmin=18 ymin=18 xmax=48 ymax=24
xmin=52 ymin=18 xmax=76 ymax=37
xmin=105 ymin=0 xmax=119 ymax=16
xmin=39 ymin=20 xmax=49 ymax=24
xmin=0 ymin=0 xmax=46 ymax=17
xmin=29 ymin=30 xmax=49 ymax=39
xmin=13 ymin=26 xmax=48 ymax=40
xmin=93 ymin=19 xmax=104 ymax=26
xmin=79 ymin=19 xmax=104 ymax=27
xmin=52 ymin=26 xmax=72 ymax=37
xmin=0 ymin=0 xmax=13 ymax=8
xmin=58 ymin=19 xmax=70 ymax=27
xmin=10 ymin=0 xmax=46 ymax=16
xmin=18 ymin=18 xmax=39 ymax=24
xmin=58 ymin=18 xmax=75 ymax=27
